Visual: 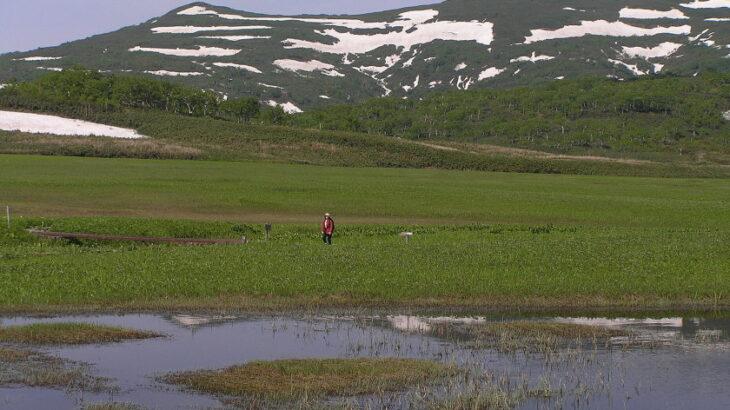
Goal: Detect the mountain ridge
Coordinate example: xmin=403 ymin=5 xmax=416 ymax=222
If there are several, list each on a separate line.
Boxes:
xmin=2 ymin=0 xmax=730 ymax=110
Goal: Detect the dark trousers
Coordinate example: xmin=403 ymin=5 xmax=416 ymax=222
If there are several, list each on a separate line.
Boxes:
xmin=322 ymin=233 xmax=332 ymax=245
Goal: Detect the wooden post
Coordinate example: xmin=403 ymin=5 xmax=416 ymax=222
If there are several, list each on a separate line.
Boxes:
xmin=264 ymin=223 xmax=272 ymax=241
xmin=5 ymin=206 xmax=10 ymax=230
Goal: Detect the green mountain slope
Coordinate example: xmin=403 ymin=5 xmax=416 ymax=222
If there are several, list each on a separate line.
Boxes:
xmin=1 ymin=0 xmax=730 ymax=110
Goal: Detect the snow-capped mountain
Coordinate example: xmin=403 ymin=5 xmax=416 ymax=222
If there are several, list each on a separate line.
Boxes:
xmin=2 ymin=0 xmax=730 ymax=111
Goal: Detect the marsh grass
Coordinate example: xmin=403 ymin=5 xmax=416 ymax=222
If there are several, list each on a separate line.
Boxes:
xmin=0 ymin=322 xmax=162 ymax=345
xmin=0 ymin=346 xmax=110 ymax=391
xmin=432 ymin=321 xmax=628 ymax=352
xmin=163 ymin=358 xmax=457 ymax=401
xmin=83 ymin=403 xmax=143 ymax=410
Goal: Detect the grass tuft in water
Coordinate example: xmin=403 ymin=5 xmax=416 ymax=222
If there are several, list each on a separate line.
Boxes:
xmin=164 ymin=358 xmax=456 ymax=400
xmin=0 ymin=322 xmax=163 ymax=345
xmin=83 ymin=403 xmax=144 ymax=410
xmin=434 ymin=321 xmax=628 ymax=352
xmin=0 ymin=347 xmax=110 ymax=391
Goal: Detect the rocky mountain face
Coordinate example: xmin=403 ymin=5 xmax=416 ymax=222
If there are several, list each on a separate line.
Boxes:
xmin=2 ymin=0 xmax=730 ymax=111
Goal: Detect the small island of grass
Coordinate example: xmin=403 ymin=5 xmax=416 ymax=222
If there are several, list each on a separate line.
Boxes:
xmin=0 ymin=322 xmax=163 ymax=345
xmin=164 ymin=358 xmax=456 ymax=400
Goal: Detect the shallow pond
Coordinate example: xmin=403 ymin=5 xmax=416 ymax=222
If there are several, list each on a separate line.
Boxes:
xmin=0 ymin=313 xmax=728 ymax=409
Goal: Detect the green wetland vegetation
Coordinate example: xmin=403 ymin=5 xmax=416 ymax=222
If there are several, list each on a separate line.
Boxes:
xmin=0 ymin=154 xmax=728 ymax=312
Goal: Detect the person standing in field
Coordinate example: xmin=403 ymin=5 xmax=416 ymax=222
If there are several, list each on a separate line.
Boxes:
xmin=321 ymin=213 xmax=335 ymax=245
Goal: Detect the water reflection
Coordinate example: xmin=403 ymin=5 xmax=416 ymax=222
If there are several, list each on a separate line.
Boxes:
xmin=0 ymin=313 xmax=727 ymax=409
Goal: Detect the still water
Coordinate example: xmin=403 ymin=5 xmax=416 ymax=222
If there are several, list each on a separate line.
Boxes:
xmin=0 ymin=313 xmax=728 ymax=409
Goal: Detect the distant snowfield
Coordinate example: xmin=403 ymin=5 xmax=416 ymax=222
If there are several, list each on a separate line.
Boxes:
xmin=706 ymin=17 xmax=730 ymax=21
xmin=212 ymin=62 xmax=262 ymax=73
xmin=0 ymin=111 xmax=146 ymax=139
xmin=36 ymin=67 xmax=63 ymax=72
xmin=144 ymin=70 xmax=204 ymax=77
xmin=273 ymin=59 xmax=344 ymax=77
xmin=198 ymin=35 xmax=271 ymax=41
xmin=266 ymin=100 xmax=303 ymax=114
xmin=619 ymin=8 xmax=688 ymax=19
xmin=129 ymin=46 xmax=240 ymax=57
xmin=478 ymin=67 xmax=506 ymax=80
xmin=608 ymin=59 xmax=646 ymax=76
xmin=282 ymin=10 xmax=494 ymax=55
xmin=622 ymin=42 xmax=682 ymax=59
xmin=178 ymin=5 xmax=439 ymax=30
xmin=151 ymin=26 xmax=271 ymax=34
xmin=524 ymin=20 xmax=691 ymax=44
xmin=510 ymin=52 xmax=555 ymax=63
xmin=680 ymin=0 xmax=730 ymax=9
xmin=14 ymin=56 xmax=62 ymax=61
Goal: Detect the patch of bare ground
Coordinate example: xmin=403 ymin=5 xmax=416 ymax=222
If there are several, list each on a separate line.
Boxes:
xmin=163 ymin=358 xmax=456 ymax=401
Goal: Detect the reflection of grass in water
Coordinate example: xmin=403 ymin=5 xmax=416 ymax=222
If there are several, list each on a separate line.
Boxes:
xmin=433 ymin=321 xmax=628 ymax=352
xmin=164 ymin=358 xmax=456 ymax=401
xmin=0 ymin=347 xmax=110 ymax=392
xmin=0 ymin=323 xmax=163 ymax=345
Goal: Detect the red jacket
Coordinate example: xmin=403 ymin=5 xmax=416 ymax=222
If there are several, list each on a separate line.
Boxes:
xmin=322 ymin=218 xmax=335 ymax=235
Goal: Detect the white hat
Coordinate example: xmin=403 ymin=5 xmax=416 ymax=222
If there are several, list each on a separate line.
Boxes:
xmin=324 ymin=213 xmax=331 ymax=217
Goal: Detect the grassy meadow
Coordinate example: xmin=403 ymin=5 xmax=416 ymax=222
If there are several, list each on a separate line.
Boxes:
xmin=0 ymin=154 xmax=728 ymax=312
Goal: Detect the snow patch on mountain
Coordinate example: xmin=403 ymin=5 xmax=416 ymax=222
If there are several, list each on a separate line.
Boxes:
xmin=212 ymin=62 xmax=262 ymax=73
xmin=680 ymin=1 xmax=730 ymax=9
xmin=152 ymin=26 xmax=271 ymax=34
xmin=0 ymin=110 xmax=146 ymax=139
xmin=510 ymin=51 xmax=555 ymax=63
xmin=266 ymin=100 xmax=303 ymax=114
xmin=282 ymin=10 xmax=493 ymax=55
xmin=619 ymin=8 xmax=688 ymax=19
xmin=36 ymin=67 xmax=63 ymax=72
xmin=478 ymin=67 xmax=506 ymax=80
xmin=129 ymin=46 xmax=240 ymax=57
xmin=454 ymin=62 xmax=467 ymax=71
xmin=144 ymin=70 xmax=204 ymax=77
xmin=181 ymin=6 xmax=439 ymax=31
xmin=608 ymin=59 xmax=646 ymax=75
xmin=258 ymin=83 xmax=283 ymax=89
xmin=622 ymin=42 xmax=683 ymax=59
xmin=177 ymin=5 xmax=252 ymax=20
xmin=14 ymin=56 xmax=62 ymax=61
xmin=198 ymin=35 xmax=271 ymax=41
xmin=273 ymin=59 xmax=344 ymax=77
xmin=524 ymin=20 xmax=691 ymax=44
xmin=706 ymin=17 xmax=730 ymax=21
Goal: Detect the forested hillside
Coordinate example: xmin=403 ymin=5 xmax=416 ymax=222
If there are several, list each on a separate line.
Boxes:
xmin=293 ymin=74 xmax=730 ymax=161
xmin=1 ymin=69 xmax=728 ymax=175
